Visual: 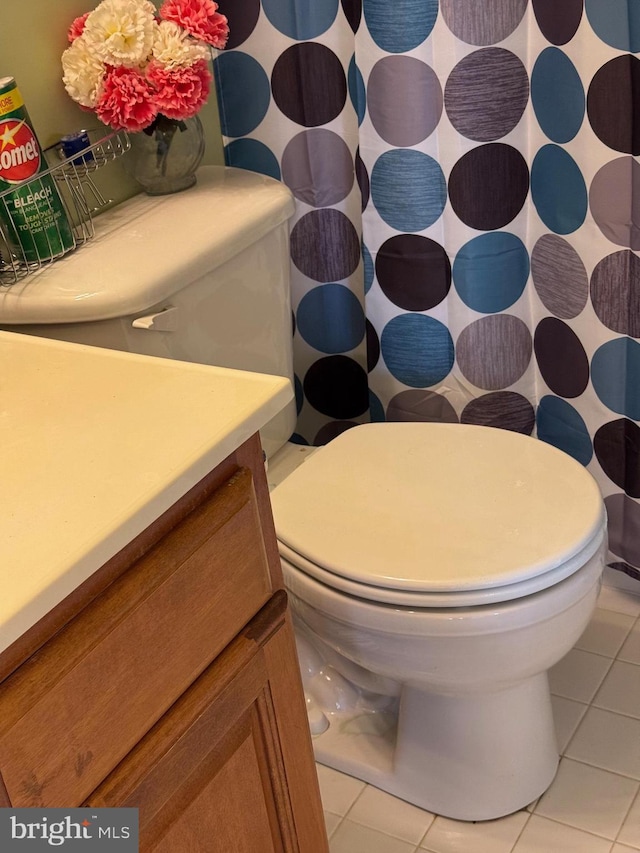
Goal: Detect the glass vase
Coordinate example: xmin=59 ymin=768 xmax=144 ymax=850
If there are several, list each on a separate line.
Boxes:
xmin=125 ymin=114 xmax=206 ymax=196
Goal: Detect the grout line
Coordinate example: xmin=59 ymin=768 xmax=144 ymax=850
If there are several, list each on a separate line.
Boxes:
xmin=613 ymin=785 xmax=640 ymax=849
xmin=507 ymin=809 xmax=533 ymax=853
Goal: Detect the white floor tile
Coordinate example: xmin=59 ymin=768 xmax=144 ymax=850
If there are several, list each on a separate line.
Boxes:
xmin=346 ymin=785 xmax=435 ymax=844
xmin=618 ymin=788 xmax=640 ymax=848
xmin=330 ymin=819 xmax=417 ymax=853
xmin=316 ymin=764 xmax=366 ymax=816
xmin=598 ymin=586 xmax=640 ymax=617
xmin=593 ymin=661 xmax=640 ymax=719
xmin=419 ymin=810 xmax=529 ymax=853
xmin=548 ymin=648 xmax=613 ymax=703
xmin=551 ymin=695 xmax=588 ymax=753
xmin=534 ymin=757 xmax=639 ymax=839
xmin=619 ymin=622 xmax=640 ymax=666
xmin=511 ymin=815 xmax=613 ymax=853
xmin=324 ymin=812 xmax=342 ymax=840
xmin=566 ymin=707 xmax=640 ymax=779
xmin=575 ymin=608 xmax=636 ymax=657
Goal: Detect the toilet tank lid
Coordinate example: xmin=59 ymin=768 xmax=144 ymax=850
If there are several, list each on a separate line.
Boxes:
xmin=270 ymin=423 xmax=607 ymax=594
xmin=0 ymin=166 xmax=295 ymax=325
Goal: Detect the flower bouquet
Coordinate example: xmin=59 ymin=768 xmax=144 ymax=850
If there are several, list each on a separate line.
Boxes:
xmin=62 ymin=0 xmax=228 ymax=192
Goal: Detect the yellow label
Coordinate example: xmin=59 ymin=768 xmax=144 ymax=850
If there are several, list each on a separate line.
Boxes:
xmin=0 ymin=86 xmax=24 ymax=117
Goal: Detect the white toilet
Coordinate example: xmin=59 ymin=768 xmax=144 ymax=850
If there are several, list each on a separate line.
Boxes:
xmin=0 ymin=167 xmax=606 ymax=822
xmin=271 ymin=421 xmax=605 ymax=821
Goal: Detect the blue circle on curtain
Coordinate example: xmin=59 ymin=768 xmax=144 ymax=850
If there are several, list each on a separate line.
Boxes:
xmin=536 ymin=395 xmax=593 ymax=465
xmin=585 ymin=0 xmax=640 ymax=52
xmin=370 ymin=390 xmax=386 ymax=422
xmin=262 ymin=0 xmax=339 ymax=39
xmin=214 ymin=52 xmax=271 ymax=137
xmin=531 ymin=48 xmax=584 ymax=143
xmin=363 ymin=243 xmax=374 ymax=293
xmin=297 ymin=284 xmax=366 ymax=353
xmin=224 ymin=139 xmax=281 ymax=180
xmin=381 ymin=314 xmax=454 ymax=388
xmin=364 ymin=0 xmax=438 ymax=53
xmin=348 ymin=56 xmax=367 ymax=126
xmin=592 ymin=338 xmax=640 ymax=420
xmin=531 ymin=145 xmax=587 ymax=234
xmin=453 ymin=232 xmax=529 ymax=313
xmin=371 ymin=150 xmax=446 ymax=232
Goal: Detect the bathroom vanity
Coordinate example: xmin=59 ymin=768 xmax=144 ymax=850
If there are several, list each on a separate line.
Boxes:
xmin=0 ymin=332 xmax=328 ymax=851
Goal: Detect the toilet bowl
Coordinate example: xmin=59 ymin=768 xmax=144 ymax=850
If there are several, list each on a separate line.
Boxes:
xmin=270 ymin=421 xmax=607 ymax=821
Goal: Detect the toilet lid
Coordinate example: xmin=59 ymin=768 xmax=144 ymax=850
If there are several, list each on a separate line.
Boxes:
xmin=270 ymin=423 xmax=606 ymax=603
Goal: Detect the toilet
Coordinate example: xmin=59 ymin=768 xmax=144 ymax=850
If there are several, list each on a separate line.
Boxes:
xmin=270 ymin=421 xmax=605 ymax=821
xmin=0 ymin=167 xmax=606 ymax=822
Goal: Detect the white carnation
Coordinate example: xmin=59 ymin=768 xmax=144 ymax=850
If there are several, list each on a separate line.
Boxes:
xmin=152 ymin=21 xmax=209 ymax=68
xmin=83 ymin=0 xmax=157 ymax=68
xmin=62 ymin=36 xmax=105 ymax=108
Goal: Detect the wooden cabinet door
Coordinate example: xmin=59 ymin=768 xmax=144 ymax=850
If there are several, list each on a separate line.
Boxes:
xmin=86 ymin=592 xmax=328 ymax=853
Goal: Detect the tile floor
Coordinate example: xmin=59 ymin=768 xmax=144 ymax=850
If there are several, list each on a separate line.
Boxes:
xmin=316 ymin=583 xmax=640 ymax=853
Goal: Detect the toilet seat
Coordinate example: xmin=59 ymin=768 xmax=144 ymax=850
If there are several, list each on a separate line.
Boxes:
xmin=271 ymin=423 xmax=606 ymax=607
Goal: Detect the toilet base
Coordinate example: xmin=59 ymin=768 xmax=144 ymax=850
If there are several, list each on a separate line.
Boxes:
xmin=311 ymin=673 xmax=559 ymax=822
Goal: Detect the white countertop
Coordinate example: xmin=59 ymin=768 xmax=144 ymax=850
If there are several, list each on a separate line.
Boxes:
xmin=0 ymin=331 xmax=292 ymax=654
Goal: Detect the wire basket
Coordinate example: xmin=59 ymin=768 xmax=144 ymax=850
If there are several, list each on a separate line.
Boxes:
xmin=0 ymin=129 xmax=130 ymax=286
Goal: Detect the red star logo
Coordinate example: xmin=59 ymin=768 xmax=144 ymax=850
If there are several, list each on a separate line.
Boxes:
xmin=81 ymin=820 xmax=91 ymax=827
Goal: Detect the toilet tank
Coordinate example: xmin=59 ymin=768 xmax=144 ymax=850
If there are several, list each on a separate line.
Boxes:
xmin=0 ymin=166 xmax=297 ymax=457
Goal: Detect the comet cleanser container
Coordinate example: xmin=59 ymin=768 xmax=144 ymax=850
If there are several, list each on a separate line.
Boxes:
xmin=0 ymin=76 xmax=75 ymax=264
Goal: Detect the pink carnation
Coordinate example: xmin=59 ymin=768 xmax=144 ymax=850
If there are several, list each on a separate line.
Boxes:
xmin=68 ymin=12 xmax=90 ymax=43
xmin=159 ymin=0 xmax=229 ymax=48
xmin=147 ymin=59 xmax=211 ymax=120
xmin=96 ymin=66 xmax=158 ymax=132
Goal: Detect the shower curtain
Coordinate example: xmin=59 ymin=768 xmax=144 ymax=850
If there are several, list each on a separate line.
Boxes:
xmin=213 ymin=0 xmax=640 ymax=592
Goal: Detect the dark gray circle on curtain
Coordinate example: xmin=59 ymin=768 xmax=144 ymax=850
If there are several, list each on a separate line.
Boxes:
xmin=448 ymin=144 xmax=529 ymax=230
xmin=532 ymin=0 xmax=583 ymax=45
xmin=605 ymin=493 xmax=640 ymax=567
xmin=282 ymin=130 xmax=354 ymax=207
xmin=223 ymin=0 xmax=261 ymax=48
xmin=594 ymin=419 xmax=640 ymax=498
xmin=290 ymin=209 xmax=361 ymax=282
xmin=386 ymin=389 xmax=459 ymax=423
xmin=375 ymin=235 xmax=451 ymax=311
xmin=441 ymin=0 xmax=528 ymax=46
xmin=366 ymin=319 xmax=380 ymax=372
xmin=587 ymin=55 xmax=640 ymax=155
xmin=355 ymin=148 xmax=370 ymax=211
xmin=534 ymin=318 xmax=590 ymax=398
xmin=341 ymin=0 xmax=362 ymax=32
xmin=368 ymin=56 xmax=442 ymax=146
xmin=590 ymin=157 xmax=640 ymax=250
xmin=591 ymin=250 xmax=640 ymax=337
xmin=461 ymin=392 xmax=535 ymax=434
xmin=303 ymin=355 xmax=369 ymax=418
xmin=456 ymin=315 xmax=532 ymax=390
xmin=315 ymin=421 xmax=360 ymax=444
xmin=271 ymin=43 xmax=347 ymax=127
xmin=531 ymin=234 xmax=589 ymax=319
xmin=444 ymin=48 xmax=529 ymax=142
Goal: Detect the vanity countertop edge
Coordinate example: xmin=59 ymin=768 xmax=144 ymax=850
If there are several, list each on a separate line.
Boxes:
xmin=0 ymin=330 xmax=292 ymax=655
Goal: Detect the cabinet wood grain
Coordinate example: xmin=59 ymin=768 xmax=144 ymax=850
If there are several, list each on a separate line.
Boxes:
xmin=0 ymin=435 xmax=328 ymax=851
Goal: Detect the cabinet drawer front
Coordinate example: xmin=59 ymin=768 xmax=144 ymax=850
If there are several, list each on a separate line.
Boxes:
xmin=0 ymin=467 xmax=273 ymax=807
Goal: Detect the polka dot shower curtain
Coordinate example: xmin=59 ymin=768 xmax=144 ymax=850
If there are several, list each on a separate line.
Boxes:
xmin=214 ymin=0 xmax=640 ymax=593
